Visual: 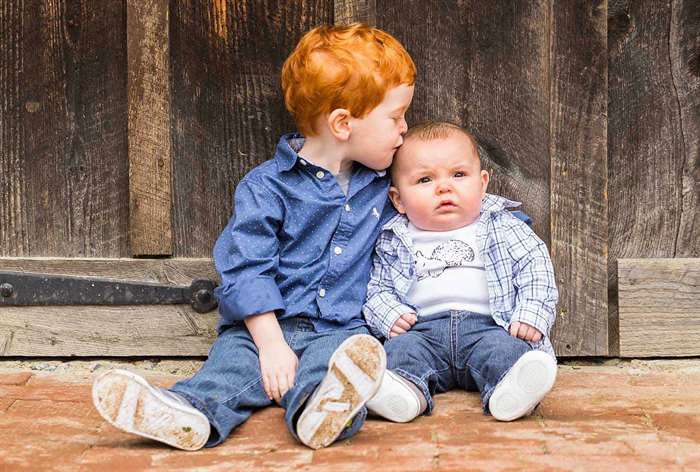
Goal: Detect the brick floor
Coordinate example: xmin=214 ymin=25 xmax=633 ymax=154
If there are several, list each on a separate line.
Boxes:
xmin=1 ymin=361 xmax=699 ymax=471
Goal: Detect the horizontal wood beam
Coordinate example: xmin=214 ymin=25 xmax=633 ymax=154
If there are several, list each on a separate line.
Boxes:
xmin=618 ymin=258 xmax=700 ymax=357
xmin=0 ymin=258 xmax=218 ymax=357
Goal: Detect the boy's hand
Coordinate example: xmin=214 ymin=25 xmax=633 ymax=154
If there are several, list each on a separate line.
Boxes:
xmin=509 ymin=321 xmax=543 ymax=342
xmin=258 ymin=340 xmax=299 ymax=403
xmin=244 ymin=311 xmax=298 ymax=403
xmin=389 ymin=313 xmax=417 ymax=338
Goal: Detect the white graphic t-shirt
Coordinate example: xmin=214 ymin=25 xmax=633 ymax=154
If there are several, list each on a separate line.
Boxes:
xmin=405 ymin=221 xmax=491 ymax=317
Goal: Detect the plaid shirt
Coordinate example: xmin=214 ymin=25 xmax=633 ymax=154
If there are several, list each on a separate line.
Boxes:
xmin=362 ymin=193 xmax=558 ymax=356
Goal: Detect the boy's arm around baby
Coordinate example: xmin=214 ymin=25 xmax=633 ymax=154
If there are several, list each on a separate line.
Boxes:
xmin=363 ymin=231 xmax=416 ymax=339
xmin=213 ymin=177 xmax=297 ymax=402
xmin=504 ymin=215 xmax=559 ymax=340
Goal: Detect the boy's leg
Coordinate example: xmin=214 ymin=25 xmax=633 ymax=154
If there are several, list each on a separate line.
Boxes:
xmin=368 ymin=316 xmax=453 ymax=422
xmin=93 ymin=322 xmax=273 ymax=449
xmin=168 ymin=324 xmax=275 ymax=445
xmin=281 ymin=325 xmax=385 ymax=449
xmin=456 ymin=314 xmax=556 ymax=421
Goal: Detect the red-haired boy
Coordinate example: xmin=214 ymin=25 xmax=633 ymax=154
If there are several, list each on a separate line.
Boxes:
xmin=92 ymin=23 xmax=415 ymax=450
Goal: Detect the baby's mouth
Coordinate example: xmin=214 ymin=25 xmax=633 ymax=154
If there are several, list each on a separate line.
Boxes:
xmin=436 ymin=200 xmax=457 ymax=210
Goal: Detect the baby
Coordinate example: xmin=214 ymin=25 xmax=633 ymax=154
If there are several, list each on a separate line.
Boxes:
xmin=363 ymin=121 xmax=558 ymax=422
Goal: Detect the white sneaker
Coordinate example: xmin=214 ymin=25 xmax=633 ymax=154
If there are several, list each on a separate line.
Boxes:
xmin=366 ymin=370 xmax=426 ymax=422
xmin=92 ymin=369 xmax=210 ymax=450
xmin=488 ymin=350 xmax=557 ymax=422
xmin=297 ymin=334 xmax=386 ymax=449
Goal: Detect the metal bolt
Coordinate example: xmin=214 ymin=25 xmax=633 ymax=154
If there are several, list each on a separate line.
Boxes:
xmin=0 ymin=283 xmax=13 ymax=298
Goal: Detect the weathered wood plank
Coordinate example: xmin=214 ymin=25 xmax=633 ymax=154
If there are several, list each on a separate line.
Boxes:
xmin=127 ymin=0 xmax=172 ymax=256
xmin=618 ymin=258 xmax=700 ymax=357
xmin=0 ymin=257 xmax=217 ymax=284
xmin=0 ymin=258 xmax=218 ymax=356
xmin=170 ymin=1 xmax=333 ymax=257
xmin=670 ymin=0 xmax=700 ymax=258
xmin=377 ymin=1 xmax=551 ymax=245
xmin=0 ymin=306 xmax=217 ymax=357
xmin=0 ymin=0 xmax=130 ymax=257
xmin=608 ymin=0 xmax=700 ymax=354
xmin=0 ymin=2 xmax=29 ymax=256
xmin=334 ymin=0 xmax=376 ymax=25
xmin=549 ymin=1 xmax=608 ymax=356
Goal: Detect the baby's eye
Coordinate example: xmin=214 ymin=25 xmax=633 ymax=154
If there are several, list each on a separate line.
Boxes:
xmin=454 ymin=171 xmax=466 ymax=178
xmin=417 ymin=176 xmax=431 ymax=184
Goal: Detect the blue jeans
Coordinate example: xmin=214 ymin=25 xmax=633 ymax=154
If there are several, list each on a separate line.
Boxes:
xmin=384 ymin=311 xmax=534 ymax=415
xmin=170 ymin=317 xmax=370 ymax=447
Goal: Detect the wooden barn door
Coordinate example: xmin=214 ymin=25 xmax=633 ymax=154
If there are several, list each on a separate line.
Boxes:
xmin=2 ymin=1 xmax=697 ymax=358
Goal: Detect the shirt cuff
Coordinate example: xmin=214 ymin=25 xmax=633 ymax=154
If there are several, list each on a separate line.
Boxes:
xmin=215 ymin=276 xmax=285 ymax=323
xmin=509 ymin=302 xmax=552 ymax=337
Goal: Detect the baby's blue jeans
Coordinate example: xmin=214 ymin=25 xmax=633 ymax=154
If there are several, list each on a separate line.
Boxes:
xmin=384 ymin=310 xmax=534 ymax=415
xmin=170 ymin=317 xmax=370 ymax=447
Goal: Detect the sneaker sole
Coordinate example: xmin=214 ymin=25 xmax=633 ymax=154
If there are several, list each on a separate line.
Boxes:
xmin=488 ymin=350 xmax=557 ymax=422
xmin=297 ymin=335 xmax=386 ymax=449
xmin=366 ymin=370 xmax=423 ymax=423
xmin=92 ymin=369 xmax=210 ymax=451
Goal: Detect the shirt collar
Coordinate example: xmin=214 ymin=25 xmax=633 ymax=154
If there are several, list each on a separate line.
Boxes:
xmin=381 ymin=193 xmax=522 ymax=233
xmin=274 ymin=133 xmax=386 ymax=177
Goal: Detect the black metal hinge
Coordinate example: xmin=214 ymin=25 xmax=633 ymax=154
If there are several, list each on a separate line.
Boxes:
xmin=0 ymin=272 xmax=218 ymax=313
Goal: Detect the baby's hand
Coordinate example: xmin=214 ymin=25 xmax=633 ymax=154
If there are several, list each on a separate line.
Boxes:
xmin=389 ymin=313 xmax=417 ymax=338
xmin=509 ymin=321 xmax=543 ymax=342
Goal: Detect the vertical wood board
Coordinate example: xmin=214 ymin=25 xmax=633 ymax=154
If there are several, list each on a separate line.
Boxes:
xmin=127 ymin=0 xmax=173 ymax=256
xmin=550 ymin=0 xmax=609 ymax=356
xmin=170 ymin=1 xmax=333 ymax=257
xmin=0 ymin=0 xmax=129 ymax=257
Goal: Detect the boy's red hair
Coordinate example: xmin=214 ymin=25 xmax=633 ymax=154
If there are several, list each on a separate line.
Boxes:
xmin=281 ymin=23 xmax=416 ymax=136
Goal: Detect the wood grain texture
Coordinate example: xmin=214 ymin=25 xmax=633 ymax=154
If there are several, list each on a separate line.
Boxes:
xmin=0 ymin=258 xmax=218 ymax=356
xmin=127 ymin=0 xmax=172 ymax=256
xmin=0 ymin=0 xmax=129 ymax=257
xmin=549 ymin=1 xmax=608 ymax=356
xmin=608 ymin=0 xmax=699 ymax=354
xmin=170 ymin=0 xmax=333 ymax=257
xmin=334 ymin=0 xmax=376 ymax=25
xmin=618 ymin=258 xmax=700 ymax=357
xmin=376 ymin=1 xmax=551 ymax=244
xmin=670 ymin=0 xmax=700 ymax=258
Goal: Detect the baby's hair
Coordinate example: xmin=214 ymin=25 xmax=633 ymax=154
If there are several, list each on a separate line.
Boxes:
xmin=391 ymin=121 xmax=482 ymax=180
xmin=281 ymin=23 xmax=416 ymax=136
xmin=403 ymin=121 xmax=478 ymax=151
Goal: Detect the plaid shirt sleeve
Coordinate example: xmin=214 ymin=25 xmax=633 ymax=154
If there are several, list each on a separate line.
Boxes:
xmin=505 ymin=216 xmax=559 ymax=337
xmin=362 ymin=232 xmax=416 ymax=339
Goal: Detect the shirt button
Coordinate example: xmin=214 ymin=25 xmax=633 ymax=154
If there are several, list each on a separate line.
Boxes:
xmin=315 ymin=171 xmax=325 ymax=179
xmin=344 ymin=204 xmax=351 ymax=212
xmin=334 ymin=246 xmax=342 ymax=255
xmin=318 ymin=288 xmax=326 ymax=297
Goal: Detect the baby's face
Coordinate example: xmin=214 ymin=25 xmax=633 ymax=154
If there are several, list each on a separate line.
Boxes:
xmin=389 ymin=133 xmax=489 ymax=231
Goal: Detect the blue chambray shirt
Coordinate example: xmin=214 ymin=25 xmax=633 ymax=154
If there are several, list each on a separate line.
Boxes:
xmin=363 ymin=193 xmax=559 ymax=357
xmin=213 ymin=133 xmax=394 ymax=332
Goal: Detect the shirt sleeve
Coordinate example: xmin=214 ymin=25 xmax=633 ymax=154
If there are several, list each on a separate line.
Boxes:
xmin=213 ymin=178 xmax=285 ymax=323
xmin=362 ymin=234 xmax=415 ymax=339
xmin=506 ymin=218 xmax=559 ymax=337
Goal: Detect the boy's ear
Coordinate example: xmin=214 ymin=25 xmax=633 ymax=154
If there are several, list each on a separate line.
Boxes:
xmin=388 ymin=186 xmax=406 ymax=214
xmin=327 ymin=108 xmax=352 ymax=141
xmin=480 ymin=170 xmax=490 ymax=197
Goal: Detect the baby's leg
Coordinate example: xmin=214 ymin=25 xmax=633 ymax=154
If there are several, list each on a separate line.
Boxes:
xmin=456 ymin=314 xmax=556 ymax=420
xmin=368 ymin=317 xmax=453 ymax=421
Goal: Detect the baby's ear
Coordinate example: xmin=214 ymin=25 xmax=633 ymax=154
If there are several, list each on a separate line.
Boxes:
xmin=388 ymin=186 xmax=406 ymax=213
